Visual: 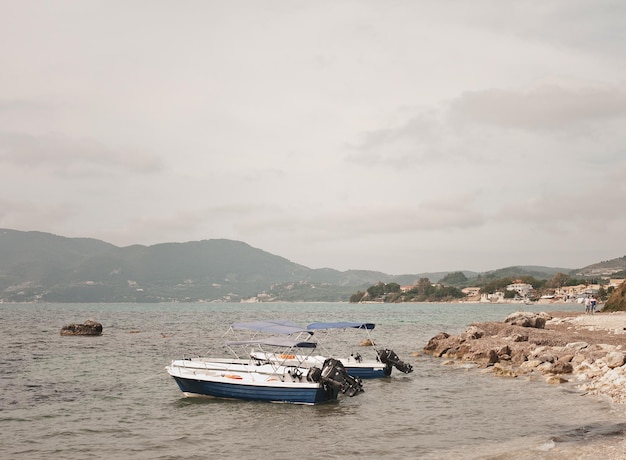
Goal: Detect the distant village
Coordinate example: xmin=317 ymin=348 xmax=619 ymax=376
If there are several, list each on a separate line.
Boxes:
xmin=456 ymin=277 xmax=625 ymax=304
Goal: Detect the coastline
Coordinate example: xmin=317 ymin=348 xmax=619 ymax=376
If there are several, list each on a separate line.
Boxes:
xmin=423 ymin=310 xmax=626 ymax=458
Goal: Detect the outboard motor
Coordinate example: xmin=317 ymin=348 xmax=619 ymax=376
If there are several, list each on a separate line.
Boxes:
xmin=307 ymin=366 xmax=322 ymax=383
xmin=377 ymin=348 xmax=413 ymax=374
xmin=308 ymin=358 xmax=363 ymax=396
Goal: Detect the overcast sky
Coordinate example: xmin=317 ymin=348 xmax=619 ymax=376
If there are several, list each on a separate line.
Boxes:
xmin=1 ymin=1 xmax=625 ymax=274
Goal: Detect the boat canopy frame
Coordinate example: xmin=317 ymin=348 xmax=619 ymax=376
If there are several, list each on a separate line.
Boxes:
xmin=227 ymin=319 xmax=381 ymax=362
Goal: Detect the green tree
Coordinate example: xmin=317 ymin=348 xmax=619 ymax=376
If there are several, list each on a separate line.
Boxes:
xmin=546 ymin=272 xmax=571 ymax=288
xmin=479 ymin=277 xmax=513 ymax=294
xmin=349 ymin=291 xmax=366 ymax=303
xmin=440 ymin=271 xmax=468 ymax=286
xmin=503 ymin=289 xmax=517 ymax=299
xmin=366 ymin=282 xmax=386 ymax=299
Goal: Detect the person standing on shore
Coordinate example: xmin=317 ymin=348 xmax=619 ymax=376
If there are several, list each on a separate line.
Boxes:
xmin=590 ymin=296 xmax=597 ymax=314
xmin=584 ymin=296 xmax=591 ymax=314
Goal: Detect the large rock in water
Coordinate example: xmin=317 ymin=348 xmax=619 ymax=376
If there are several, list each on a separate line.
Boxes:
xmin=61 ymin=320 xmax=103 ymax=336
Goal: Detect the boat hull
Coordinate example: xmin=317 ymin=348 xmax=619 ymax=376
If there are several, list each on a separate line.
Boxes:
xmin=170 ymin=375 xmax=338 ymax=404
xmin=344 ymin=364 xmax=392 ymax=379
xmin=249 ymin=352 xmax=392 ymax=379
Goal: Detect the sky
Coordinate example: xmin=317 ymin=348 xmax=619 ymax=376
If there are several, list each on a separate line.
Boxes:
xmin=1 ymin=1 xmax=625 ymax=275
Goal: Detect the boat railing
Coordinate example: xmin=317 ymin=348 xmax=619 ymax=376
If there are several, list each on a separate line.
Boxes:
xmin=305 ymin=326 xmax=379 ymax=362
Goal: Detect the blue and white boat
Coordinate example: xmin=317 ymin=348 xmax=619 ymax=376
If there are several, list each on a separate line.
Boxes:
xmin=166 ymin=336 xmax=363 ymax=405
xmin=230 ymin=320 xmax=413 ymax=379
xmin=306 ymin=321 xmax=414 ymax=378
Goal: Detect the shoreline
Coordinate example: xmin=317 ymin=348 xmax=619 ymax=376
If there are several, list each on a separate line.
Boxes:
xmin=424 ymin=310 xmax=626 ymax=403
xmin=423 ymin=310 xmax=626 ymax=458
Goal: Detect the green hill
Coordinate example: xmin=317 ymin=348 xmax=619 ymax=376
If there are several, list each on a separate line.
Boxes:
xmin=1 ymin=228 xmax=618 ymax=303
xmin=0 ymin=229 xmax=389 ymax=302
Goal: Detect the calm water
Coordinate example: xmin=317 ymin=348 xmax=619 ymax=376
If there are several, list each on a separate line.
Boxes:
xmin=1 ymin=302 xmax=625 ymax=459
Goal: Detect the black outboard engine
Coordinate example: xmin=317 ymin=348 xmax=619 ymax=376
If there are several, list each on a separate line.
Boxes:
xmin=377 ymin=348 xmax=413 ymax=374
xmin=307 ymin=358 xmax=363 ymax=396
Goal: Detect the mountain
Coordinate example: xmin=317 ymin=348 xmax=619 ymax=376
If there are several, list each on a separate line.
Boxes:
xmin=0 ymin=229 xmax=399 ymax=302
xmin=573 ymin=256 xmax=626 ymax=277
xmin=467 ymin=265 xmax=573 ymax=282
xmin=0 ymin=228 xmax=617 ymax=303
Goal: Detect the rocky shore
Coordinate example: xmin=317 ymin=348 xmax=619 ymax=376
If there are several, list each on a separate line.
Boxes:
xmin=424 ymin=311 xmax=626 ymax=405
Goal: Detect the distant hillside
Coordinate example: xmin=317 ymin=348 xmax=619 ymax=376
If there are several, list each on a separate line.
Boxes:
xmin=1 ymin=228 xmax=616 ymax=303
xmin=603 ymin=279 xmax=626 ymax=311
xmin=0 ymin=229 xmax=402 ymax=302
xmin=467 ymin=266 xmax=573 ymax=283
xmin=574 ymin=256 xmax=626 ymax=277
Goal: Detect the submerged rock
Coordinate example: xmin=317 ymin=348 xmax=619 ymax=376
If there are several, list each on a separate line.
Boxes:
xmin=60 ymin=319 xmax=103 ymax=336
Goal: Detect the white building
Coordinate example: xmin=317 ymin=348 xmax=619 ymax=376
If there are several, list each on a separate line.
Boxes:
xmin=506 ymin=282 xmax=533 ymax=297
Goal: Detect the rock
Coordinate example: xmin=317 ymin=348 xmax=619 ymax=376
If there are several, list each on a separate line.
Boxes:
xmin=536 ymin=354 xmax=556 ymax=364
xmin=60 ymin=320 xmax=103 ymax=336
xmin=465 ymin=326 xmax=484 ymax=339
xmin=605 ymin=351 xmax=626 ymax=369
xmin=423 ymin=332 xmax=450 ymax=352
xmin=552 ymin=361 xmax=573 ymax=374
xmin=510 ymin=348 xmax=529 ymax=365
xmin=519 ymin=360 xmax=542 ymax=372
xmin=504 ymin=311 xmax=550 ymax=329
xmin=537 ymin=362 xmax=554 ymax=373
xmin=359 ymin=338 xmax=375 ymax=346
xmin=508 ymin=333 xmax=529 ymax=342
xmin=492 ymin=363 xmax=517 ymax=378
xmin=423 ymin=311 xmax=626 ymax=404
xmin=565 ymin=342 xmax=589 ymax=350
xmin=498 ymin=345 xmax=511 ymax=358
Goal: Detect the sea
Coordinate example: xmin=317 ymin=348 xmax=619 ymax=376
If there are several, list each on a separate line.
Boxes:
xmin=2 ymin=301 xmax=626 ymax=460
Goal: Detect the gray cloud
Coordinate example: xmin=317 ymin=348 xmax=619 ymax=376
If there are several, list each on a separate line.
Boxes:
xmin=449 ymin=84 xmax=626 ymax=131
xmin=236 ymin=192 xmax=485 ymax=243
xmin=0 ymin=131 xmax=163 ymax=176
xmin=0 ymin=197 xmax=75 ymax=230
xmin=1 ymin=1 xmax=625 ymax=273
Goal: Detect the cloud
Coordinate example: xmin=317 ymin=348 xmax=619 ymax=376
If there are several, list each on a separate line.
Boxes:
xmin=449 ymin=84 xmax=626 ymax=131
xmin=346 ymin=80 xmax=626 ymax=176
xmin=345 ymin=111 xmax=449 ymax=168
xmin=236 ymin=192 xmax=484 ymax=243
xmin=494 ymin=167 xmax=626 ymax=232
xmin=0 ymin=131 xmax=163 ymax=176
xmin=0 ymin=197 xmax=75 ymax=230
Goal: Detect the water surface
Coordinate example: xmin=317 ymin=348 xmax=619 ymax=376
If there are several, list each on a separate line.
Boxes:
xmin=1 ymin=302 xmax=624 ymax=459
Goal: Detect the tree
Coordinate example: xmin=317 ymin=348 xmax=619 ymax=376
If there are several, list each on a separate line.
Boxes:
xmin=440 ymin=271 xmax=468 ymax=286
xmin=366 ymin=282 xmax=386 ymax=299
xmin=503 ymin=289 xmax=517 ymax=299
xmin=349 ymin=291 xmax=365 ymax=303
xmin=417 ymin=278 xmax=432 ymax=293
xmin=546 ymin=273 xmax=570 ymax=288
xmin=479 ymin=277 xmax=513 ymax=294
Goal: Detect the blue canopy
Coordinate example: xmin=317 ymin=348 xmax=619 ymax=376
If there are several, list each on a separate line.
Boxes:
xmin=306 ymin=322 xmax=375 ymax=331
xmin=226 ymin=336 xmax=317 ymax=348
xmin=232 ymin=320 xmax=310 ymax=335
